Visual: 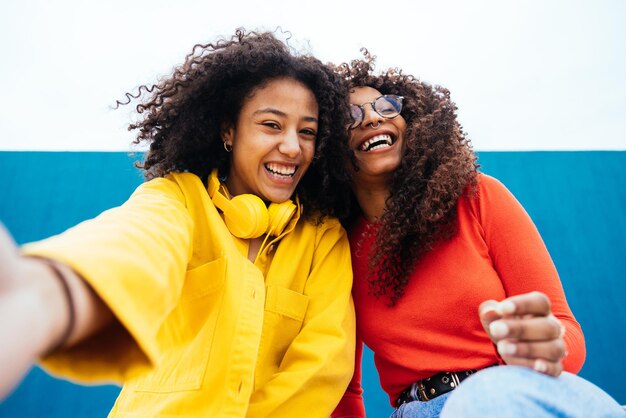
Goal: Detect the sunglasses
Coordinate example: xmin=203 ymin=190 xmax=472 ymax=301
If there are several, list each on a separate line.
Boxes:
xmin=349 ymin=95 xmax=404 ymax=129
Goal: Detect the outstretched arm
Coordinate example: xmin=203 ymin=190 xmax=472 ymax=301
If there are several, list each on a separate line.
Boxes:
xmin=0 ymin=224 xmax=113 ymax=399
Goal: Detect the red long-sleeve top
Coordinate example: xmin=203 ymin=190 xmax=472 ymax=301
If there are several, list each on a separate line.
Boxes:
xmin=333 ymin=174 xmax=585 ymax=417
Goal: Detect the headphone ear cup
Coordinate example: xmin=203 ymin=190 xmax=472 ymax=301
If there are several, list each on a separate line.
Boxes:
xmin=222 ymin=194 xmax=270 ymax=239
xmin=267 ymin=200 xmax=297 ymax=237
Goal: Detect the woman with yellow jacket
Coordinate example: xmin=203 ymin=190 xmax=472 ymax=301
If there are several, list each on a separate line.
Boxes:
xmin=0 ymin=29 xmax=355 ymax=417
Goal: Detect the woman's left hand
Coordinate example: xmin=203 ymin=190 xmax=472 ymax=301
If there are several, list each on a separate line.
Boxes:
xmin=479 ymin=291 xmax=567 ymax=377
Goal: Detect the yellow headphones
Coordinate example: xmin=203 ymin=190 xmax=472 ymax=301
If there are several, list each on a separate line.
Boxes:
xmin=207 ymin=169 xmax=297 ymax=239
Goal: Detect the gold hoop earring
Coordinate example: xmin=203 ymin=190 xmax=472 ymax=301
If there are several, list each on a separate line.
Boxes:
xmin=223 ymin=142 xmax=233 ymax=152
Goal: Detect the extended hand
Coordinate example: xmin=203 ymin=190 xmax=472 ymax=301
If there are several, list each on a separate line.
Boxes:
xmin=0 ymin=224 xmax=42 ymax=399
xmin=479 ymin=291 xmax=566 ymax=377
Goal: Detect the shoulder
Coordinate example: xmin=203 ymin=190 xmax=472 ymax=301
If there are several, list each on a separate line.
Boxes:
xmin=461 ymin=173 xmax=518 ymax=219
xmin=130 ymin=172 xmax=206 ymax=204
xmin=470 ymin=173 xmax=516 ymax=204
xmin=297 ymin=214 xmax=348 ymax=246
xmin=463 ymin=173 xmax=531 ymax=231
xmin=476 ymin=172 xmax=507 ymax=191
xmin=314 ymin=215 xmax=343 ymax=231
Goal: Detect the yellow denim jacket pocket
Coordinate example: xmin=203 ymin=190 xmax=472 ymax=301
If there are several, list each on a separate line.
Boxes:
xmin=255 ymin=285 xmax=309 ymax=388
xmin=131 ymin=257 xmax=226 ymax=393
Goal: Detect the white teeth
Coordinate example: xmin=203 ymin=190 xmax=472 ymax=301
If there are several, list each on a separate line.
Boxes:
xmin=266 ymin=163 xmax=296 ymax=176
xmin=360 ymin=134 xmax=393 ymax=151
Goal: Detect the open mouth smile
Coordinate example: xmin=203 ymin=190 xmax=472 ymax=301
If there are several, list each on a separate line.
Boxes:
xmin=359 ymin=134 xmax=394 ymax=152
xmin=265 ymin=162 xmax=297 ymax=178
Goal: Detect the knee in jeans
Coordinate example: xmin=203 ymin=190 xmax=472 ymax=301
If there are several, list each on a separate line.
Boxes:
xmin=447 ymin=366 xmax=540 ymax=405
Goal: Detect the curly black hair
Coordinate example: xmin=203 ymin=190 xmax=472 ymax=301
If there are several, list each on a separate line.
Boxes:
xmin=119 ymin=29 xmax=352 ymax=221
xmin=333 ymin=52 xmax=479 ymax=304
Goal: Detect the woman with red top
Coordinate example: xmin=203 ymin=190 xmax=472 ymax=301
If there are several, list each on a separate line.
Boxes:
xmin=331 ymin=54 xmax=625 ymax=418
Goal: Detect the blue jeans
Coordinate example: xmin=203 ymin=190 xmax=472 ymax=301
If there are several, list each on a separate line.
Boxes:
xmin=391 ymin=366 xmax=625 ymax=418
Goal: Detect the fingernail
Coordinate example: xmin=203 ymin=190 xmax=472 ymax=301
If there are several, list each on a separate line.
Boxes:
xmin=497 ymin=341 xmax=517 ymax=356
xmin=489 ymin=321 xmax=509 ymax=338
xmin=534 ymin=359 xmax=548 ymax=373
xmin=497 ymin=300 xmax=516 ymax=315
xmin=480 ymin=305 xmax=498 ymax=316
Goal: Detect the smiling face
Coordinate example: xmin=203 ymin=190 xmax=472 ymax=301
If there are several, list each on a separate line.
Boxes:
xmin=223 ymin=77 xmax=318 ymax=203
xmin=349 ymin=86 xmax=407 ymax=184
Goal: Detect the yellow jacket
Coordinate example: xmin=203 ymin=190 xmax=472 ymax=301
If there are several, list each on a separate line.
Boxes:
xmin=23 ymin=172 xmax=355 ymax=417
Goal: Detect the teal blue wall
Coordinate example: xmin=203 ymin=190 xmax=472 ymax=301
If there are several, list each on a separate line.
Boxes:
xmin=0 ymin=151 xmax=624 ymax=417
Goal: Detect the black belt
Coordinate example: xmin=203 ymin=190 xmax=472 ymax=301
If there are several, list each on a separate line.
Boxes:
xmin=396 ymin=368 xmax=485 ymax=406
